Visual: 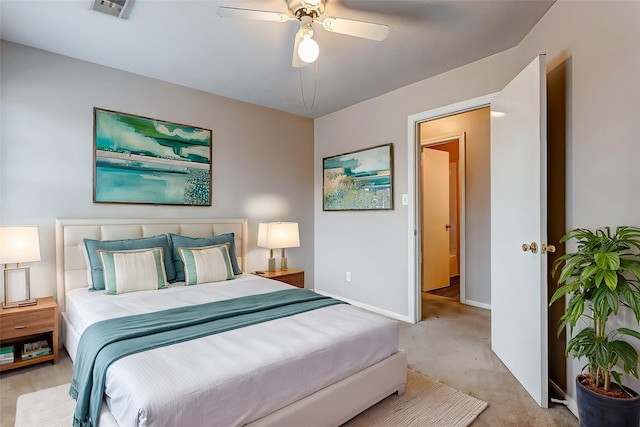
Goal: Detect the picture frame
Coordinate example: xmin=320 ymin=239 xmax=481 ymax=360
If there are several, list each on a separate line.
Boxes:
xmin=323 ymin=143 xmax=394 ymax=211
xmin=93 ymin=108 xmax=212 ymax=206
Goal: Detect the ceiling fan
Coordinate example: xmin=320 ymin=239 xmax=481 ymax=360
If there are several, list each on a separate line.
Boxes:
xmin=217 ymin=0 xmax=389 ymax=67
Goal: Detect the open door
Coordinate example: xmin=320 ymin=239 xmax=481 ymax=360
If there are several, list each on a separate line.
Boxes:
xmin=490 ymin=55 xmax=549 ymax=408
xmin=421 ymin=147 xmax=450 ymax=291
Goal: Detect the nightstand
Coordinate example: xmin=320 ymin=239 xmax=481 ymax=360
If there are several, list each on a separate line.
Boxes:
xmin=0 ymin=297 xmax=58 ymax=372
xmin=254 ymin=269 xmax=304 ymax=288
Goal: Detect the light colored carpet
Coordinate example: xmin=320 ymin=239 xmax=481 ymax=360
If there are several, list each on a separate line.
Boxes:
xmin=15 ymin=370 xmax=487 ymax=427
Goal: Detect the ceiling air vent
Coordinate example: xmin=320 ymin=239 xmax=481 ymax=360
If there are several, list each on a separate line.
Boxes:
xmin=91 ymin=0 xmax=131 ymax=18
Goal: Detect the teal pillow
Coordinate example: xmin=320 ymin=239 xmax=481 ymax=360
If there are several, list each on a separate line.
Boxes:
xmin=84 ymin=234 xmax=175 ymax=290
xmin=169 ymin=233 xmax=241 ymax=281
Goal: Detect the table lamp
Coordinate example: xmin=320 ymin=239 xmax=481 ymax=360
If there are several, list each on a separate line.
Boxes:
xmin=0 ymin=226 xmax=41 ymax=308
xmin=257 ymin=222 xmax=300 ymax=272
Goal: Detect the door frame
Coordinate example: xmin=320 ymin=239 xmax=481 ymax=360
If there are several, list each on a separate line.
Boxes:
xmin=420 ymin=134 xmax=465 ymax=296
xmin=407 ymin=93 xmax=497 ymax=323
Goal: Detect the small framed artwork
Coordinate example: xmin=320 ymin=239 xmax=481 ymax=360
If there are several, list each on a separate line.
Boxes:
xmin=323 ymin=143 xmax=394 ymax=211
xmin=93 ymin=108 xmax=212 ymax=206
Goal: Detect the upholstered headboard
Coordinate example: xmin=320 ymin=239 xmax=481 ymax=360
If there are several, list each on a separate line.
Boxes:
xmin=55 ymin=218 xmax=248 ymax=314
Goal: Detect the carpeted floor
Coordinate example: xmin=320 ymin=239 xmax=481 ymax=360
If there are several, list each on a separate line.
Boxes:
xmin=14 ymin=369 xmax=487 ymax=427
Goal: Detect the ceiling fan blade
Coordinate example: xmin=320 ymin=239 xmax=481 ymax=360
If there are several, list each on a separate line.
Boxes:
xmin=292 ymin=32 xmax=308 ymax=68
xmin=217 ymin=6 xmax=291 ymax=23
xmin=321 ymin=17 xmax=389 ymax=41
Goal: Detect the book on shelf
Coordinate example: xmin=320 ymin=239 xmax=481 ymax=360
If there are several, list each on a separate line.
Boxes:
xmin=21 ymin=340 xmax=51 ymax=360
xmin=21 ymin=348 xmax=51 ymax=360
xmin=0 ymin=345 xmax=15 ymax=364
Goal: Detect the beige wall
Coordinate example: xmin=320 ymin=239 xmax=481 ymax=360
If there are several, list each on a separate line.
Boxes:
xmin=421 ymin=108 xmax=491 ymax=305
xmin=0 ymin=41 xmax=315 ymax=300
xmin=314 ymin=0 xmax=640 ymax=398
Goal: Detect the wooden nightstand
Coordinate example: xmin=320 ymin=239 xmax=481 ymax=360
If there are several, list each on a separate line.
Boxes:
xmin=0 ymin=297 xmax=58 ymax=371
xmin=254 ymin=269 xmax=304 ymax=288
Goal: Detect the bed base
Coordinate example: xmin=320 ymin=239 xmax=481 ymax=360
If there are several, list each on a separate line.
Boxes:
xmin=247 ymin=350 xmax=407 ymax=427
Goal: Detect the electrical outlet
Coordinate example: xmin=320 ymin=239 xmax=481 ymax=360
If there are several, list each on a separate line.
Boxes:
xmin=346 ymin=271 xmax=351 ymax=282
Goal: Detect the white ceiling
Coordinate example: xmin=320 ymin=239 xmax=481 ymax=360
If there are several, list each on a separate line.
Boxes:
xmin=0 ymin=0 xmax=554 ymax=119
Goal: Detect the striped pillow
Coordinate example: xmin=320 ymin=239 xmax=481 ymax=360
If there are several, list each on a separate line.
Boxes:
xmin=98 ymin=247 xmax=168 ymax=295
xmin=178 ymin=244 xmax=234 ymax=286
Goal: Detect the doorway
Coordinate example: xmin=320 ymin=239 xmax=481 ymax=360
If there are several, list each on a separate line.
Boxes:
xmin=407 ymin=93 xmax=497 ymax=323
xmin=416 ymin=107 xmax=491 ymax=311
xmin=420 ymin=134 xmax=464 ymax=301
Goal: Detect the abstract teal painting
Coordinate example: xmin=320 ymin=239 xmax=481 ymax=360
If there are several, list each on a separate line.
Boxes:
xmin=323 ymin=143 xmax=393 ymax=211
xmin=94 ymin=108 xmax=212 ymax=206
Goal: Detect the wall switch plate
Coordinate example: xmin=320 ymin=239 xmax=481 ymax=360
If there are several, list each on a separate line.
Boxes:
xmin=346 ymin=271 xmax=351 ymax=282
xmin=402 ymin=194 xmax=409 ymax=205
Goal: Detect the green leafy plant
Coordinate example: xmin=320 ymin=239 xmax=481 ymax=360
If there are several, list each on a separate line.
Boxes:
xmin=550 ymin=226 xmax=640 ymax=394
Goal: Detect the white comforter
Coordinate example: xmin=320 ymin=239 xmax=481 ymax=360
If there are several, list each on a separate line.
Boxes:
xmin=66 ymin=275 xmax=399 ymax=427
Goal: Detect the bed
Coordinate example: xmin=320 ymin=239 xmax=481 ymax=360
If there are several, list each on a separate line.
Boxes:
xmin=56 ymin=218 xmax=406 ymax=427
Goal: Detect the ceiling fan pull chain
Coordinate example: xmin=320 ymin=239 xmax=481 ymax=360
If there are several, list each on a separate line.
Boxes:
xmin=299 ymin=59 xmax=318 ymax=112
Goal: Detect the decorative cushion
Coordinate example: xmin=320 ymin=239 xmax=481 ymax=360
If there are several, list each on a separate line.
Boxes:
xmin=178 ymin=244 xmax=234 ymax=285
xmin=84 ymin=235 xmax=175 ymax=290
xmin=98 ymin=247 xmax=168 ymax=295
xmin=169 ymin=233 xmax=241 ymax=281
xmin=78 ymin=243 xmax=94 ymax=288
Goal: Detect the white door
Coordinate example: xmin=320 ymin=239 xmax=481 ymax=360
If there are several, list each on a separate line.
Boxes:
xmin=490 ymin=55 xmax=549 ymax=408
xmin=421 ymin=148 xmax=450 ymax=291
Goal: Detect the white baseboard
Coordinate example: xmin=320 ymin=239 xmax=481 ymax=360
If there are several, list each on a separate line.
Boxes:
xmin=314 ymin=289 xmax=412 ymax=323
xmin=463 ymin=299 xmax=491 ymax=310
xmin=549 ymin=380 xmax=579 ymax=418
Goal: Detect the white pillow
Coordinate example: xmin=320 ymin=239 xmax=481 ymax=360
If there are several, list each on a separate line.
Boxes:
xmin=178 ymin=244 xmax=234 ymax=286
xmin=98 ymin=247 xmax=168 ymax=295
xmin=78 ymin=243 xmax=94 ymax=288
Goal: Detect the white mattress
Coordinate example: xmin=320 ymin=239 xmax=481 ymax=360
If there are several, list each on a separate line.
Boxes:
xmin=66 ymin=274 xmax=399 ymax=427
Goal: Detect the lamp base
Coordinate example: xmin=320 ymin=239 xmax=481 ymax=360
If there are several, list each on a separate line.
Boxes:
xmin=267 ymin=258 xmax=276 ymax=272
xmin=3 ymin=299 xmax=37 ymax=309
xmin=280 ymin=257 xmax=288 ymax=271
xmin=4 ymin=266 xmax=36 ymax=309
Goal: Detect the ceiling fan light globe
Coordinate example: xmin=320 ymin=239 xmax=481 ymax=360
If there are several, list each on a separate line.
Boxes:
xmin=298 ymin=35 xmax=319 ymax=63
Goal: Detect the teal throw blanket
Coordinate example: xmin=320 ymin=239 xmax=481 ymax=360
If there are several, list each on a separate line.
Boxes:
xmin=70 ymin=289 xmax=345 ymax=427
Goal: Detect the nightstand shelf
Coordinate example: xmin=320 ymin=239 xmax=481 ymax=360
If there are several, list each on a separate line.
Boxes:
xmin=0 ymin=297 xmax=58 ymax=372
xmin=253 ymin=269 xmax=304 ymax=288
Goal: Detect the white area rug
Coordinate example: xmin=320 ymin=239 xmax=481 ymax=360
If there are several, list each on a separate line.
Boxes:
xmin=14 ymin=383 xmax=74 ymax=427
xmin=15 ymin=370 xmax=488 ymax=427
xmin=345 ymin=370 xmax=488 ymax=426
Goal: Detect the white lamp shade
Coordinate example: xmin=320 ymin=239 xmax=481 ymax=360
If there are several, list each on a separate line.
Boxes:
xmin=257 ymin=222 xmax=300 ymax=249
xmin=0 ymin=226 xmax=41 ymax=264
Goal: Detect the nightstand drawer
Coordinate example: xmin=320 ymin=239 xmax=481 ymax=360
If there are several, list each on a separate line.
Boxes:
xmin=1 ymin=309 xmax=54 ymax=340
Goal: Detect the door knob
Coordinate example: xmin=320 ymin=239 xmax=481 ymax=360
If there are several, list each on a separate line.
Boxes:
xmin=445 ymin=224 xmax=452 ymax=230
xmin=522 ymin=242 xmax=538 ymax=253
xmin=541 ymin=244 xmax=556 ymax=254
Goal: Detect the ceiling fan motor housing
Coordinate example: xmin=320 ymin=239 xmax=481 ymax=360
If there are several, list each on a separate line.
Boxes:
xmin=288 ymin=0 xmax=325 ymax=19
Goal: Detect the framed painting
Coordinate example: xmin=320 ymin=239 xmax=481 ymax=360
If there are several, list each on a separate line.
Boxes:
xmin=93 ymin=108 xmax=212 ymax=206
xmin=323 ymin=143 xmax=394 ymax=211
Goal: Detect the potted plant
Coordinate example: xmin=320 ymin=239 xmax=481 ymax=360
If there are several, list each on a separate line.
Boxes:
xmin=550 ymin=226 xmax=640 ymax=427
